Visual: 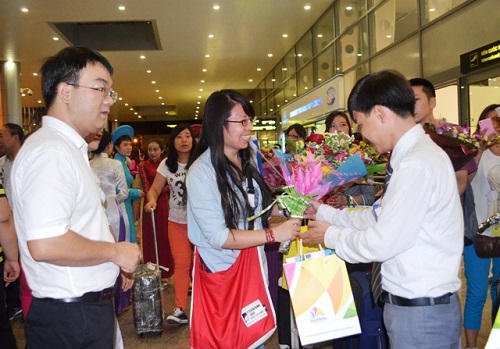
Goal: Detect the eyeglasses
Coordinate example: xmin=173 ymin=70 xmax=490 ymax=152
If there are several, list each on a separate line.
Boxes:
xmin=67 ymin=83 xmax=118 ymax=103
xmin=226 ymin=116 xmax=257 ymax=127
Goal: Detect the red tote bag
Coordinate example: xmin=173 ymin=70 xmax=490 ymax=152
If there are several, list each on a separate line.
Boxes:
xmin=190 ymin=246 xmax=276 ymax=349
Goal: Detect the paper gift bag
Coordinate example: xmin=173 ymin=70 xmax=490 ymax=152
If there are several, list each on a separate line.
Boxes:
xmin=486 ymin=307 xmax=500 ymax=349
xmin=283 ymin=250 xmax=361 ymax=346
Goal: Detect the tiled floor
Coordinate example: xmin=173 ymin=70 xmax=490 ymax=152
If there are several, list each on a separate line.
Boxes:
xmin=10 ymin=262 xmax=494 ymax=348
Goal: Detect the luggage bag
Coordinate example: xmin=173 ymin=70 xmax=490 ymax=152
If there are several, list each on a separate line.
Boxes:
xmin=132 ymin=210 xmax=164 ymax=337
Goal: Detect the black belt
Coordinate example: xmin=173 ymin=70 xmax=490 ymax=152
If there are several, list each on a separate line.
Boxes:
xmin=37 ymin=287 xmax=114 ymax=303
xmin=381 ymin=291 xmax=453 ymax=307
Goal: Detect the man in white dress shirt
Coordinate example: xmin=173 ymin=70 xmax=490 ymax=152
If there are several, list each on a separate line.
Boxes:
xmin=11 ymin=46 xmax=141 ymax=349
xmin=302 ymin=70 xmax=463 ymax=349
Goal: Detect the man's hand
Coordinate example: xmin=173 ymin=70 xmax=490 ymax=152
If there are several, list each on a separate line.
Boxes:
xmin=304 ymin=200 xmax=321 ymax=220
xmin=113 ymin=242 xmax=142 ymax=274
xmin=3 ymin=259 xmax=20 ymax=286
xmin=300 ymin=220 xmax=331 ymax=246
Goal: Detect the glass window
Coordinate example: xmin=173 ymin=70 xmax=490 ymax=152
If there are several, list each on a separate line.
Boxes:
xmin=273 ymin=61 xmax=284 ymax=87
xmin=338 ymin=19 xmax=368 ymax=71
xmin=369 ymin=0 xmax=418 ymax=53
xmin=369 ymin=0 xmax=384 ymax=8
xmin=296 ymin=31 xmax=313 ymax=70
xmin=337 ymin=0 xmax=368 ymax=34
xmin=265 ymin=71 xmax=275 ymax=94
xmin=423 ymin=0 xmax=468 ymax=24
xmin=282 ymin=48 xmax=297 ymax=81
xmin=266 ymin=95 xmax=275 ymax=116
xmin=314 ymin=45 xmax=335 ymax=86
xmin=284 ymin=76 xmax=297 ymax=104
xmin=313 ymin=6 xmax=335 ymax=55
xmin=370 ymin=35 xmax=420 ymax=78
xmin=274 ymin=86 xmax=285 ymax=110
xmin=297 ymin=63 xmax=314 ymax=96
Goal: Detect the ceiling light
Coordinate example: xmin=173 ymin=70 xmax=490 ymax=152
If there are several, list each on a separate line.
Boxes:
xmin=130 ymin=108 xmax=134 ymax=111
xmin=53 ymin=37 xmax=59 ymax=41
xmin=151 ymin=81 xmax=156 ymax=84
xmin=138 ymin=115 xmax=142 ymax=119
xmin=165 ymin=111 xmax=169 ymax=114
xmin=205 ymin=54 xmax=210 ymax=58
xmin=118 ymin=6 xmax=125 ymax=10
xmin=267 ymin=53 xmax=273 ymax=57
xmin=200 ymin=80 xmax=205 ymax=83
xmin=282 ymin=34 xmax=288 ymax=38
xmin=357 ymin=53 xmax=362 ymax=56
xmin=37 ymin=100 xmax=42 ymax=104
xmin=317 ymin=34 xmax=323 ymax=38
xmin=199 ymin=88 xmax=203 ymax=91
xmin=208 ymin=34 xmax=214 ymax=38
xmin=118 ymin=97 xmax=122 ymax=101
xmin=304 ymin=5 xmax=311 ymax=10
xmin=346 ymin=6 xmax=353 ymax=10
xmin=386 ymin=34 xmax=392 ymax=38
xmin=146 ymin=70 xmax=151 ymax=73
xmin=140 ymin=55 xmax=146 ymax=59
xmin=429 ymin=8 xmax=436 ymax=12
xmin=159 ymin=96 xmax=163 ymax=99
xmin=21 ymin=7 xmax=29 ymax=12
xmin=271 ymin=79 xmax=275 ymax=82
xmin=257 ymin=68 xmax=261 ymax=71
xmin=114 ymin=119 xmax=118 ymax=122
xmin=248 ymin=79 xmax=253 ymax=82
xmin=33 ymin=72 xmax=38 ymax=76
xmin=197 ymin=101 xmax=201 ymax=104
xmin=125 ymin=103 xmax=128 ymax=106
xmin=161 ymin=102 xmax=165 ymax=105
xmin=198 ymin=96 xmax=202 ymax=99
xmin=155 ymin=89 xmax=160 ymax=92
xmin=134 ymin=112 xmax=138 ymax=115
xmin=213 ymin=5 xmax=220 ymax=10
xmin=195 ymin=116 xmax=198 ymax=120
xmin=202 ymin=68 xmax=207 ymax=72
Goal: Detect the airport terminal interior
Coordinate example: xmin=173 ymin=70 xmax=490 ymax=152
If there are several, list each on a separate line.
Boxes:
xmin=2 ymin=0 xmax=500 ymax=348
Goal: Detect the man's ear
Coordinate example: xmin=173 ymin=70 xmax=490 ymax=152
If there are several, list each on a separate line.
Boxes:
xmin=57 ymin=82 xmax=72 ymax=104
xmin=371 ymin=105 xmax=386 ymax=122
xmin=429 ymin=96 xmax=436 ymax=109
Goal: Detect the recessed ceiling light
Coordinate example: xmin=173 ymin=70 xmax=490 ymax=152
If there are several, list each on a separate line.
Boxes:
xmin=130 ymin=108 xmax=134 ymax=111
xmin=346 ymin=6 xmax=353 ymax=10
xmin=198 ymin=96 xmax=202 ymax=99
xmin=159 ymin=96 xmax=163 ymax=99
xmin=196 ymin=106 xmax=200 ymax=109
xmin=134 ymin=112 xmax=138 ymax=115
xmin=195 ymin=116 xmax=198 ymax=120
xmin=208 ymin=34 xmax=214 ymax=38
xmin=155 ymin=89 xmax=160 ymax=93
xmin=248 ymin=79 xmax=253 ymax=82
xmin=213 ymin=5 xmax=220 ymax=10
xmin=118 ymin=97 xmax=122 ymax=101
xmin=114 ymin=119 xmax=118 ymax=122
xmin=21 ymin=7 xmax=29 ymax=12
xmin=317 ymin=34 xmax=323 ymax=38
xmin=267 ymin=53 xmax=273 ymax=57
xmin=357 ymin=53 xmax=362 ymax=57
xmin=125 ymin=103 xmax=128 ymax=106
xmin=53 ymin=37 xmax=59 ymax=41
xmin=200 ymin=80 xmax=205 ymax=83
xmin=386 ymin=34 xmax=392 ymax=38
xmin=37 ymin=100 xmax=42 ymax=104
xmin=297 ymin=53 xmax=303 ymax=57
xmin=118 ymin=6 xmax=125 ymax=11
xmin=140 ymin=55 xmax=146 ymax=59
xmin=199 ymin=88 xmax=203 ymax=92
xmin=271 ymin=79 xmax=276 ymax=82
xmin=257 ymin=68 xmax=262 ymax=71
xmin=282 ymin=34 xmax=288 ymax=38
xmin=146 ymin=70 xmax=151 ymax=73
xmin=33 ymin=72 xmax=38 ymax=76
xmin=151 ymin=81 xmax=156 ymax=84
xmin=304 ymin=5 xmax=311 ymax=10
xmin=429 ymin=8 xmax=436 ymax=12
xmin=202 ymin=68 xmax=207 ymax=72
xmin=138 ymin=115 xmax=142 ymax=118
xmin=165 ymin=111 xmax=169 ymax=114
xmin=205 ymin=54 xmax=210 ymax=58
xmin=161 ymin=102 xmax=165 ymax=105
xmin=197 ymin=101 xmax=201 ymax=104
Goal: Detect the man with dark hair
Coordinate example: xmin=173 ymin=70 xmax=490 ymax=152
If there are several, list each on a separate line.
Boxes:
xmin=408 ymin=78 xmax=436 ymax=125
xmin=0 ymin=123 xmax=24 ymax=321
xmin=302 ymin=70 xmax=463 ymax=348
xmin=11 ymin=46 xmax=141 ymax=348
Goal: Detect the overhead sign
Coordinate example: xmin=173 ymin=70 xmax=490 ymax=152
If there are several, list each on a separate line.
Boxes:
xmin=460 ymin=39 xmax=500 ymax=74
xmin=281 ymin=74 xmax=344 ymax=125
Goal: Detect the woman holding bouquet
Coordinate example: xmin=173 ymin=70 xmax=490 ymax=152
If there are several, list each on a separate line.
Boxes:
xmin=324 ymin=110 xmax=376 ymax=208
xmin=186 ymin=89 xmax=300 ymax=349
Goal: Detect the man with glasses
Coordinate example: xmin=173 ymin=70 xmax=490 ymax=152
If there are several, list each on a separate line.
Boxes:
xmin=11 ymin=46 xmax=141 ymax=349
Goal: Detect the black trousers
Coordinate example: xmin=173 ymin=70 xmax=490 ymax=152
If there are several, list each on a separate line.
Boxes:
xmin=0 ymin=259 xmax=18 ymax=349
xmin=25 ymin=298 xmax=114 ymax=349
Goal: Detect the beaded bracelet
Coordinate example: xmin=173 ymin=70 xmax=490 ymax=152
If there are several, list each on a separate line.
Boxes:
xmin=265 ymin=228 xmax=275 ymax=243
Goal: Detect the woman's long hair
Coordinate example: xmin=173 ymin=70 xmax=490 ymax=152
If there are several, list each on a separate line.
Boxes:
xmin=187 ymin=89 xmax=272 ymax=229
xmin=165 ymin=124 xmax=197 ymax=173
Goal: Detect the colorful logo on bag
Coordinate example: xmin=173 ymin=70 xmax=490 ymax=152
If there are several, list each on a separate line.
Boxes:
xmin=309 ymin=307 xmax=327 ymax=323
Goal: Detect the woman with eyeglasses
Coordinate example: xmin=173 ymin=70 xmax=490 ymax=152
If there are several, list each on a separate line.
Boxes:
xmin=186 ymin=89 xmax=300 ymax=348
xmin=284 ymin=123 xmax=306 ymax=154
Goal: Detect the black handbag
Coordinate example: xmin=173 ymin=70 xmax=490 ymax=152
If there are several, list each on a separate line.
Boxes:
xmin=475 ymin=213 xmax=500 ymax=258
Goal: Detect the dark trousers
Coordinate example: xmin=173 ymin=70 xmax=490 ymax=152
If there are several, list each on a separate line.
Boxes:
xmin=25 ymin=298 xmax=114 ymax=349
xmin=5 ymin=279 xmax=21 ymax=314
xmin=0 ymin=259 xmax=18 ymax=349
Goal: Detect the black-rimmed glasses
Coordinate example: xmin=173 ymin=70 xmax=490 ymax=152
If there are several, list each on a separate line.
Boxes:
xmin=226 ymin=116 xmax=257 ymax=127
xmin=67 ymin=83 xmax=118 ymax=102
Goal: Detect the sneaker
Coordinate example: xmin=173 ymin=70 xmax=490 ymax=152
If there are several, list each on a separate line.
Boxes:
xmin=8 ymin=307 xmax=22 ymax=321
xmin=166 ymin=307 xmax=188 ymax=325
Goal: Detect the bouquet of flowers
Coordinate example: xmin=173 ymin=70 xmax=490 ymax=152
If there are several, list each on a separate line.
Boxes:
xmin=424 ymin=121 xmax=478 ymax=171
